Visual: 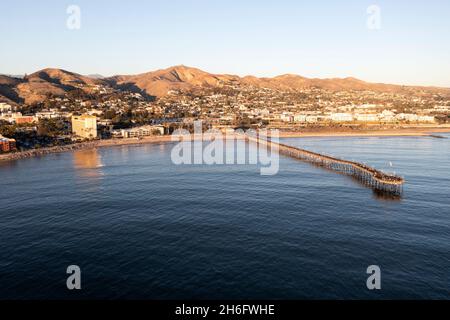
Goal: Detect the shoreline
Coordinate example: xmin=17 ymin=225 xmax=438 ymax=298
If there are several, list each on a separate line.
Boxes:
xmin=277 ymin=127 xmax=450 ymax=138
xmin=1 ymin=127 xmax=449 ymax=162
xmin=0 ymin=136 xmax=174 ymax=162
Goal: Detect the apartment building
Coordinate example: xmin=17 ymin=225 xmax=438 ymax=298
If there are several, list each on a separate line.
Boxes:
xmin=0 ymin=135 xmax=17 ymax=153
xmin=112 ymin=125 xmax=165 ymax=138
xmin=71 ymin=115 xmax=98 ymax=139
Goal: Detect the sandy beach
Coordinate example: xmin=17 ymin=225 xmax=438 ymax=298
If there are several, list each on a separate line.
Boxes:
xmin=277 ymin=126 xmax=450 ymax=138
xmin=1 ymin=126 xmax=449 ymax=162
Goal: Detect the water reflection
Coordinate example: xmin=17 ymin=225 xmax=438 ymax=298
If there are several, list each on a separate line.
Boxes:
xmin=0 ymin=160 xmax=18 ymax=169
xmin=73 ymin=148 xmax=103 ymax=178
xmin=372 ymin=189 xmax=403 ymax=202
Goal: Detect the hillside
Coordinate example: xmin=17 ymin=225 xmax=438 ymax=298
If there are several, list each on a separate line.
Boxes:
xmin=108 ymin=65 xmax=450 ymax=97
xmin=108 ymin=65 xmax=240 ymax=97
xmin=0 ymin=68 xmax=106 ymax=105
xmin=1 ymin=65 xmax=450 ymax=105
xmin=0 ymin=75 xmax=24 ymax=105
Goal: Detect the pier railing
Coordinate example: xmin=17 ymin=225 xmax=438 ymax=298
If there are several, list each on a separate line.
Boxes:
xmin=247 ymin=135 xmax=404 ymax=195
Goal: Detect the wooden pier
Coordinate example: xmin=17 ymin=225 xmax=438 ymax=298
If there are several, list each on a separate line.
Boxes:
xmin=247 ymin=135 xmax=405 ymax=195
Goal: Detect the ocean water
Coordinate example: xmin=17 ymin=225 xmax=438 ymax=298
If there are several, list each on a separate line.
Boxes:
xmin=0 ymin=134 xmax=449 ymax=299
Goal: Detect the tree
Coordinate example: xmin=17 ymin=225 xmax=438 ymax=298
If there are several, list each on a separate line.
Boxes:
xmin=0 ymin=121 xmax=16 ymax=137
xmin=104 ymin=110 xmax=117 ymax=120
xmin=37 ymin=119 xmax=68 ymax=137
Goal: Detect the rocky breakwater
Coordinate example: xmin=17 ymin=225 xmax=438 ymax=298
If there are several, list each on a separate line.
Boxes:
xmin=0 ymin=142 xmax=99 ymax=162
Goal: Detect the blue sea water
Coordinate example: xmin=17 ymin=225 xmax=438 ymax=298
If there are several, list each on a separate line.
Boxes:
xmin=0 ymin=134 xmax=449 ymax=299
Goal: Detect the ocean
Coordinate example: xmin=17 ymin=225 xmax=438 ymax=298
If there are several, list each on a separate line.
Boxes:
xmin=0 ymin=134 xmax=449 ymax=299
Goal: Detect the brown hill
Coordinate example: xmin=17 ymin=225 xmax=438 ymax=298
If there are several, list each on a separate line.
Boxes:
xmin=109 ymin=65 xmax=239 ymax=97
xmin=5 ymin=68 xmax=106 ymax=105
xmin=2 ymin=66 xmax=450 ymax=105
xmin=27 ymin=68 xmax=105 ymax=87
xmin=108 ymin=65 xmax=450 ymax=97
xmin=0 ymin=75 xmax=24 ymax=105
xmin=241 ymin=74 xmax=310 ymax=91
xmin=242 ymin=74 xmax=443 ymax=94
xmin=0 ymin=75 xmax=22 ymax=86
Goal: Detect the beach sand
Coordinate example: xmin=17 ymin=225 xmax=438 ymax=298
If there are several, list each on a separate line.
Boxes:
xmin=277 ymin=127 xmax=450 ymax=138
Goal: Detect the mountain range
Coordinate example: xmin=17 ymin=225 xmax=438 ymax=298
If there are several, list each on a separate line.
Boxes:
xmin=1 ymin=65 xmax=449 ymax=105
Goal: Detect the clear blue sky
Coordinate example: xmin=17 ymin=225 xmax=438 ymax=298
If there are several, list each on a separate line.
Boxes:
xmin=1 ymin=0 xmax=450 ymax=87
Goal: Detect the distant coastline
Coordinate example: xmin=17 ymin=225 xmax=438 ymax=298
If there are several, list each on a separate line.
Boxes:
xmin=276 ymin=126 xmax=450 ymax=138
xmin=1 ymin=126 xmax=449 ymax=162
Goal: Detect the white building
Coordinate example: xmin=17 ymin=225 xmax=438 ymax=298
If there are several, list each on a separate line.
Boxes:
xmin=396 ymin=113 xmax=418 ymax=122
xmin=0 ymin=103 xmax=12 ymax=113
xmin=280 ymin=112 xmax=294 ymax=122
xmin=112 ymin=125 xmax=165 ymax=138
xmin=294 ymin=114 xmax=307 ymax=122
xmin=331 ymin=113 xmax=354 ymax=122
xmin=433 ymin=106 xmax=450 ymax=112
xmin=36 ymin=111 xmax=58 ymax=119
xmin=356 ymin=114 xmax=379 ymax=122
xmin=417 ymin=115 xmax=436 ymax=123
xmin=0 ymin=112 xmax=36 ymax=124
xmin=87 ymin=109 xmax=104 ymax=116
xmin=305 ymin=116 xmax=319 ymax=123
xmin=380 ymin=110 xmax=396 ymax=122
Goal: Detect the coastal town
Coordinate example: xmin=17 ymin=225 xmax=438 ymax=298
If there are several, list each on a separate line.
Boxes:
xmin=1 ymin=73 xmax=450 ymax=154
xmin=3 ymin=0 xmax=450 ymax=304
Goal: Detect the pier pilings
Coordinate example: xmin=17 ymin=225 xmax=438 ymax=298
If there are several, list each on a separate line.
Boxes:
xmin=247 ymin=135 xmax=404 ymax=195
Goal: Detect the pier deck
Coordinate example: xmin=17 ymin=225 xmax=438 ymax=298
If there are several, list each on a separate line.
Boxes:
xmin=248 ymin=135 xmax=405 ymax=195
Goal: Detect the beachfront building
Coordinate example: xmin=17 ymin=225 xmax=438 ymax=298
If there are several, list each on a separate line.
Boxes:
xmin=111 ymin=125 xmax=165 ymax=138
xmin=417 ymin=115 xmax=436 ymax=123
xmin=71 ymin=115 xmax=98 ymax=139
xmin=331 ymin=113 xmax=354 ymax=122
xmin=396 ymin=113 xmax=419 ymax=122
xmin=0 ymin=135 xmax=17 ymax=153
xmin=380 ymin=110 xmax=396 ymax=122
xmin=356 ymin=114 xmax=379 ymax=122
xmin=294 ymin=114 xmax=307 ymax=122
xmin=280 ymin=112 xmax=294 ymax=122
xmin=306 ymin=115 xmax=319 ymax=123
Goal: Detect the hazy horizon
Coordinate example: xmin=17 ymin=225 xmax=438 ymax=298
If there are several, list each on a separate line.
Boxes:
xmin=1 ymin=0 xmax=450 ymax=87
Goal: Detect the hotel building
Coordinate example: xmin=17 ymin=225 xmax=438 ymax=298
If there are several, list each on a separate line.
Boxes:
xmin=71 ymin=115 xmax=98 ymax=139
